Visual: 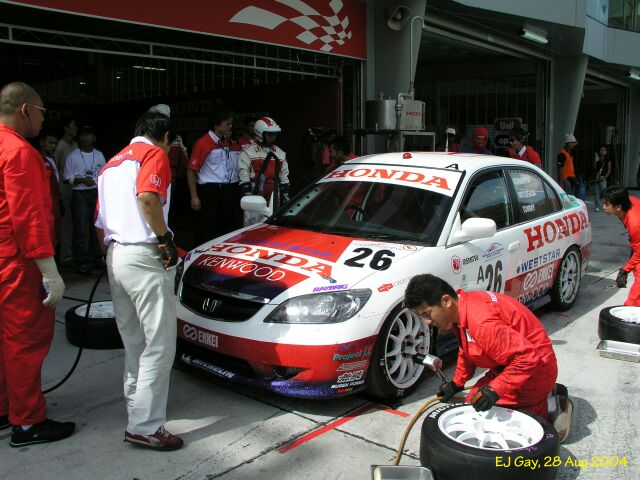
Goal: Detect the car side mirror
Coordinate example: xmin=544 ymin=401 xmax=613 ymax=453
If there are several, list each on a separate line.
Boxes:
xmin=240 ymin=195 xmax=272 ymax=217
xmin=450 ymin=218 xmax=496 ymax=243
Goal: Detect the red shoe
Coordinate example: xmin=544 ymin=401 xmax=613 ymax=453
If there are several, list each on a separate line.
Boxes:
xmin=124 ymin=426 xmax=183 ymax=451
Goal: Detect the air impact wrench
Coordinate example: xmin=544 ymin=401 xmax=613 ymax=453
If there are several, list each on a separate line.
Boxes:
xmin=412 ymin=353 xmax=448 ymax=383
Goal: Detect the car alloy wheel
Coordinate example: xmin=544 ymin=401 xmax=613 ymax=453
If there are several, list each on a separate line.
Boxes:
xmin=551 ymin=247 xmax=581 ymax=310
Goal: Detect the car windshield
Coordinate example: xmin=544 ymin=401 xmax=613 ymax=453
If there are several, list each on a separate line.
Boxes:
xmin=269 ymin=178 xmax=455 ymax=245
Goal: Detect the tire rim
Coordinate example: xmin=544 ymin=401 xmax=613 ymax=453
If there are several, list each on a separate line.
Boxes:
xmin=383 ymin=308 xmax=430 ymax=388
xmin=74 ymin=301 xmax=114 ymax=319
xmin=558 ymin=250 xmax=581 ymax=304
xmin=610 ymin=306 xmax=640 ymax=324
xmin=437 ymin=405 xmax=544 ymax=451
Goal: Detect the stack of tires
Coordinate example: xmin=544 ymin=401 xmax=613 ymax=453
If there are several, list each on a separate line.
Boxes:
xmin=420 ymin=404 xmax=559 ymax=480
xmin=598 ymin=306 xmax=640 ymax=344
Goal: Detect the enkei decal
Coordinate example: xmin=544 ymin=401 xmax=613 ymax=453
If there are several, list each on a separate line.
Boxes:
xmin=482 ymin=243 xmax=504 ymax=261
xmin=476 ymin=261 xmax=503 ymax=292
xmin=451 ymin=255 xmax=461 ymax=274
xmin=336 ymin=360 xmax=369 ymax=372
xmin=344 ymin=248 xmax=395 ymax=271
xmin=516 ymin=248 xmax=561 ymax=274
xmin=182 ymin=324 xmax=219 ymax=349
xmin=318 ymin=165 xmax=463 ymax=197
xmin=522 ymin=264 xmax=554 ymax=291
xmin=524 ymin=212 xmax=589 ymax=252
xmin=312 ymin=284 xmax=348 ymax=293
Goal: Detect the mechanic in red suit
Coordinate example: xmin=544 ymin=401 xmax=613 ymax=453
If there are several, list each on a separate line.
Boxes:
xmin=602 ymin=186 xmax=640 ymax=306
xmin=404 ymin=274 xmax=558 ymax=418
xmin=0 ymin=82 xmax=74 ymax=446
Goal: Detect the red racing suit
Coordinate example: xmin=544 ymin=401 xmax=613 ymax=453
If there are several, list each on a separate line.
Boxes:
xmin=0 ymin=123 xmax=55 ymax=425
xmin=621 ymin=196 xmax=640 ymax=306
xmin=452 ymin=290 xmax=557 ymax=418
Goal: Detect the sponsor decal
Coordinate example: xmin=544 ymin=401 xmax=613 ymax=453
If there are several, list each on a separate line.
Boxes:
xmin=183 ymin=323 xmax=219 ymax=348
xmin=331 ymin=379 xmax=365 ymax=389
xmin=318 ymin=166 xmax=462 ymax=197
xmin=402 ymin=245 xmax=419 ymax=251
xmin=188 ymin=357 xmax=234 ymax=379
xmin=517 ymin=189 xmax=536 ymax=199
xmin=524 ymin=212 xmax=589 ymax=252
xmin=351 ymin=241 xmax=418 ymax=253
xmin=516 ymin=248 xmax=561 ymax=274
xmin=522 ymin=204 xmax=535 ymax=214
xmin=460 ymin=273 xmax=468 ymax=289
xmin=517 ymin=286 xmax=551 ymax=305
xmin=333 ymin=344 xmax=373 ymax=361
xmin=482 ymin=243 xmax=504 ymax=261
xmin=197 ymin=255 xmax=288 ymax=282
xmin=313 ymin=284 xmax=348 ymax=293
xmin=336 ymin=370 xmax=364 ymax=383
xmin=339 ymin=339 xmax=375 ymax=352
xmin=463 ymin=254 xmax=478 ymax=265
xmin=336 ymin=359 xmax=369 ymax=372
xmin=522 ymin=264 xmax=554 ymax=291
xmin=240 ymin=237 xmax=332 ymax=258
xmin=378 ymin=283 xmax=393 ymax=292
xmin=451 ymin=256 xmax=461 ymax=274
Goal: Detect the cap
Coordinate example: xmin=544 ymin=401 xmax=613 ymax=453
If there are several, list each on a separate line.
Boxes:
xmin=564 ymin=133 xmax=577 ymax=144
xmin=148 ymin=103 xmax=171 ymax=118
xmin=445 ymin=127 xmax=456 ymax=135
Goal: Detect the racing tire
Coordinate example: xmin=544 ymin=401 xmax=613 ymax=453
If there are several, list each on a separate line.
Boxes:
xmin=365 ymin=304 xmax=433 ymax=401
xmin=598 ymin=306 xmax=640 ymax=344
xmin=65 ymin=301 xmax=123 ymax=350
xmin=420 ymin=403 xmax=559 ymax=480
xmin=550 ymin=246 xmax=581 ymax=311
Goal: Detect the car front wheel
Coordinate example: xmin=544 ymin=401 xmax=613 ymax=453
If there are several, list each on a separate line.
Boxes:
xmin=365 ymin=304 xmax=433 ymax=400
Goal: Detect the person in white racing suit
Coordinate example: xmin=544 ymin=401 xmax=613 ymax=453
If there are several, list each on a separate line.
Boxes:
xmin=238 ymin=117 xmax=290 ymax=224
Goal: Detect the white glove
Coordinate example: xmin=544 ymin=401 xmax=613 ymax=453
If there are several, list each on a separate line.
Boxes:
xmin=34 ymin=257 xmax=65 ymax=307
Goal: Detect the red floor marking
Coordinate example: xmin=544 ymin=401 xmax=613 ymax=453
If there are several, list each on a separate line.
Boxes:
xmin=279 ymin=403 xmax=409 ymax=454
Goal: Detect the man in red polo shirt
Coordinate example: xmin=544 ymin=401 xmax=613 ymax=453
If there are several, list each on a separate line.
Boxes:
xmin=603 ymin=186 xmax=640 ymax=306
xmin=404 ymin=274 xmax=558 ymax=418
xmin=0 ymin=81 xmax=72 ymax=446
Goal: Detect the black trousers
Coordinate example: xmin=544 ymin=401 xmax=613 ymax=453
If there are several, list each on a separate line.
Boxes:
xmin=194 ymin=183 xmax=242 ymax=246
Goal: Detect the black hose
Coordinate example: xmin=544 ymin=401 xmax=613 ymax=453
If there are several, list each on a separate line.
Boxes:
xmin=43 ymin=268 xmax=106 ymax=394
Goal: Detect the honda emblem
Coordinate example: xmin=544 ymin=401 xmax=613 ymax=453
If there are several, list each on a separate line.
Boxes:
xmin=202 ymin=297 xmax=221 ymax=313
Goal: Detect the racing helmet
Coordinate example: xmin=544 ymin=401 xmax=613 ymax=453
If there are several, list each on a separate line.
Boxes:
xmin=254 ymin=117 xmax=281 ymax=143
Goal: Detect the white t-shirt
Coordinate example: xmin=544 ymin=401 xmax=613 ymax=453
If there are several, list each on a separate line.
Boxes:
xmin=62 ymin=148 xmax=106 ymax=190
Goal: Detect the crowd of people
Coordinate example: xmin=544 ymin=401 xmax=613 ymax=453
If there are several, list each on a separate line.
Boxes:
xmin=1 ymin=80 xmax=637 ymax=454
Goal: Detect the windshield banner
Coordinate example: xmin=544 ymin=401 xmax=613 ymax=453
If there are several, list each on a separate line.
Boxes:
xmin=318 ymin=165 xmax=462 ymax=197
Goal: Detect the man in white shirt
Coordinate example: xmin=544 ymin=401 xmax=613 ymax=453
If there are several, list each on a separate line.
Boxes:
xmin=95 ymin=106 xmax=182 ymax=451
xmin=54 ymin=115 xmax=77 ymax=265
xmin=62 ymin=125 xmax=106 ymax=274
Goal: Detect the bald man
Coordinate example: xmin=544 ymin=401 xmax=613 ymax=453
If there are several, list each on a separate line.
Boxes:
xmin=0 ymin=82 xmax=74 ymax=447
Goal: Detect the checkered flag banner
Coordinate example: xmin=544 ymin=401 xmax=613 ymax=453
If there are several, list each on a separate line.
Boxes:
xmin=230 ymin=0 xmax=353 ymax=52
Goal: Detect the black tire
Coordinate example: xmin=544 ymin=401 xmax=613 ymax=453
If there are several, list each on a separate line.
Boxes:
xmin=598 ymin=306 xmax=640 ymax=344
xmin=365 ymin=304 xmax=433 ymax=400
xmin=65 ymin=301 xmax=123 ymax=349
xmin=420 ymin=403 xmax=559 ymax=480
xmin=550 ymin=246 xmax=581 ymax=311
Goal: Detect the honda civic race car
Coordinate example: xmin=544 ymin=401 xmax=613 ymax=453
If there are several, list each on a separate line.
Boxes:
xmin=176 ymin=153 xmax=591 ymax=400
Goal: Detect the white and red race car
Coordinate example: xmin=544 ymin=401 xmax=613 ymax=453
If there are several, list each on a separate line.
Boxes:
xmin=176 ymin=153 xmax=591 ymax=400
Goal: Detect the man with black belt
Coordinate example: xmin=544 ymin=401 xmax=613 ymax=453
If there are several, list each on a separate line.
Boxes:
xmin=187 ymin=104 xmax=241 ymax=245
xmin=95 ymin=106 xmax=182 ymax=451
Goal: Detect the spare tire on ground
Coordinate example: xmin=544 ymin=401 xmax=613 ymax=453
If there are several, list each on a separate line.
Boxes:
xmin=420 ymin=403 xmax=559 ymax=480
xmin=65 ymin=301 xmax=123 ymax=349
xmin=598 ymin=306 xmax=640 ymax=344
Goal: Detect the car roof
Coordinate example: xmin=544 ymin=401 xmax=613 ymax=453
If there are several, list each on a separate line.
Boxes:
xmin=344 ymin=152 xmax=539 ymax=174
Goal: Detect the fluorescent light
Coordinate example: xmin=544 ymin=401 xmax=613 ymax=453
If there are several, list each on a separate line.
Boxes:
xmin=628 ymin=70 xmax=640 ymax=81
xmin=132 ymin=66 xmax=166 ymax=72
xmin=521 ymin=27 xmax=548 ymax=45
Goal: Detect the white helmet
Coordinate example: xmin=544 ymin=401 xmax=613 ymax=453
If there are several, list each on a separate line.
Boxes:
xmin=254 ymin=117 xmax=281 ymax=143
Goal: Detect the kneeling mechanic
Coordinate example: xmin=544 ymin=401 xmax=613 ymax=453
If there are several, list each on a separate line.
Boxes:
xmin=404 ymin=274 xmax=558 ymax=417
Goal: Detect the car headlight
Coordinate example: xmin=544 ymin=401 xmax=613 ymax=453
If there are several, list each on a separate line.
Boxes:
xmin=265 ymin=289 xmax=372 ymax=324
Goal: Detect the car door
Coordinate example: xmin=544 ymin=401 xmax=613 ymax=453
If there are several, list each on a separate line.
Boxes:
xmin=445 ymin=168 xmax=520 ymax=294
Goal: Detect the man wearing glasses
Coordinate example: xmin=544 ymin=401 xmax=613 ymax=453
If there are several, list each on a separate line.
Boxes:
xmin=0 ymin=82 xmax=74 ymax=446
xmin=404 ymin=274 xmax=557 ymax=418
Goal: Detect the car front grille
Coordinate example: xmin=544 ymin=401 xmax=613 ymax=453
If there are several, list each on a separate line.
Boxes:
xmin=180 ymin=282 xmax=264 ymax=321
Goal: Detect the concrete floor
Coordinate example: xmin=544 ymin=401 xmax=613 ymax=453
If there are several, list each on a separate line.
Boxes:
xmin=1 ymin=201 xmax=638 ymax=480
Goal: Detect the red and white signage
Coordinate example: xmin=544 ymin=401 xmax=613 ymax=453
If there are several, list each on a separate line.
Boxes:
xmin=11 ymin=0 xmax=367 ymax=59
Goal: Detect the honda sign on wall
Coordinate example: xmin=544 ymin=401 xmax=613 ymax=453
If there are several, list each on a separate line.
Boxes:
xmin=9 ymin=0 xmax=367 ymax=59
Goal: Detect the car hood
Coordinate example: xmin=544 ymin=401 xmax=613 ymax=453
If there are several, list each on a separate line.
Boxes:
xmin=181 ymin=224 xmax=423 ymax=303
